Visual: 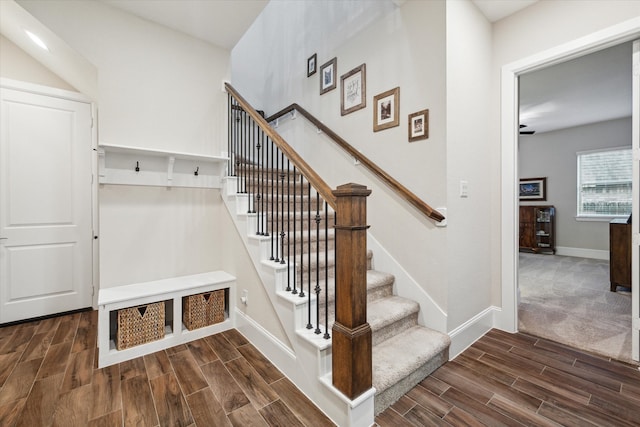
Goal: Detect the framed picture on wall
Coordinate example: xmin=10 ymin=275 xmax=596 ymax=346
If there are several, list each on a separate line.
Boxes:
xmin=373 ymin=87 xmax=400 ymax=132
xmin=340 ymin=63 xmax=366 ymax=115
xmin=408 ymin=109 xmax=429 ymax=142
xmin=307 ymin=53 xmax=317 ymax=77
xmin=320 ymin=57 xmax=337 ymax=94
xmin=519 ymin=177 xmax=547 ymax=201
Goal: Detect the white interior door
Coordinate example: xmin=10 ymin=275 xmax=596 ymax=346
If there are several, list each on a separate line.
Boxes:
xmin=632 ymin=40 xmax=639 ymax=361
xmin=0 ymin=86 xmax=93 ymax=323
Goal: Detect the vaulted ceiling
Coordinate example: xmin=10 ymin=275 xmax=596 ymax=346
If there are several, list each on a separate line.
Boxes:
xmin=99 ymin=0 xmax=269 ymax=50
xmin=7 ymin=0 xmax=629 ymax=135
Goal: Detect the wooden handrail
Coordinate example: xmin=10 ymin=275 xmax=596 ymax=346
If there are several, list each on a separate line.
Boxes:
xmin=225 ymin=83 xmax=337 ymax=209
xmin=266 ymin=104 xmax=445 ymax=222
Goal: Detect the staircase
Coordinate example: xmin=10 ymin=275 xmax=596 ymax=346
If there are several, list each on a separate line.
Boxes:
xmin=224 ymin=163 xmax=450 ymax=416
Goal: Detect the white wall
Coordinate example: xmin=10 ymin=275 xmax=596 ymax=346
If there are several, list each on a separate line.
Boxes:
xmin=0 ymin=35 xmax=75 ymax=90
xmin=232 ymin=0 xmax=450 ymax=312
xmin=19 ymin=0 xmax=228 ymax=155
xmin=490 ymin=0 xmax=640 ymax=304
xmin=519 ymin=117 xmax=632 ymax=252
xmin=445 ymin=0 xmax=493 ymax=330
xmin=18 ymin=0 xmax=230 ymax=284
xmin=16 ymin=0 xmax=291 ymax=348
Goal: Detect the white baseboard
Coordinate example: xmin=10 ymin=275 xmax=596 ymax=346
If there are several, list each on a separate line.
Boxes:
xmin=234 ymin=308 xmax=297 ymax=368
xmin=449 ymin=306 xmax=499 ymax=359
xmin=555 ymin=246 xmax=609 ymax=260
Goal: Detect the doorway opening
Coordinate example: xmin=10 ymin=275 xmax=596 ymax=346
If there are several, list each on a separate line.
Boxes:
xmin=516 ymin=42 xmax=634 ymax=362
xmin=499 ymin=20 xmax=640 ymax=362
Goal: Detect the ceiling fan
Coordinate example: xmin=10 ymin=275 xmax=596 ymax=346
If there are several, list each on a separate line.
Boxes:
xmin=519 ymin=124 xmax=535 ymax=135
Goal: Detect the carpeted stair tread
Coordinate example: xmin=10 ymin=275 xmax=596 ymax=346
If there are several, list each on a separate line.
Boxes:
xmin=315 ymin=269 xmax=395 ymax=306
xmin=368 ymin=296 xmax=418 ymax=333
xmin=372 ymin=325 xmax=450 ymax=413
xmin=365 ymin=270 xmax=395 ymax=302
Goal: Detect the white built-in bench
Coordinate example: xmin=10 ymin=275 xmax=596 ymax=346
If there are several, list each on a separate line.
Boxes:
xmin=98 ymin=271 xmax=236 ymax=368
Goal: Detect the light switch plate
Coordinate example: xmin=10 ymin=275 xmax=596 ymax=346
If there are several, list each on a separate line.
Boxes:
xmin=460 ymin=180 xmax=468 ymax=198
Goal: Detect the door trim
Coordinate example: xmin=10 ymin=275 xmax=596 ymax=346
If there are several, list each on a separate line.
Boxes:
xmin=498 ymin=18 xmax=640 ymax=340
xmin=1 ymin=77 xmax=99 ymax=308
xmin=632 ymin=40 xmax=639 ymax=360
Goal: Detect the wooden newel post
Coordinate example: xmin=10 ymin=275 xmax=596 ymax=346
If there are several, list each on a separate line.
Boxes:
xmin=331 ymin=183 xmax=372 ymax=400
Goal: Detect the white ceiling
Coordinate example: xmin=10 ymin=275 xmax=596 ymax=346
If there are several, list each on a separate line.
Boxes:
xmin=100 ymin=0 xmax=268 ymax=50
xmin=472 ymin=0 xmax=538 ymax=22
xmin=519 ymin=42 xmax=633 ymax=134
xmin=10 ymin=0 xmax=626 ymax=136
xmin=99 ymin=0 xmax=538 ymax=50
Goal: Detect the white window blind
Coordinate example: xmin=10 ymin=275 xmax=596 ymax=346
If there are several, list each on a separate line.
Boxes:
xmin=577 ymin=147 xmax=632 ymax=217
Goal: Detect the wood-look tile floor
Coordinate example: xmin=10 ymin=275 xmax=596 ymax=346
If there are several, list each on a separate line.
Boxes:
xmin=4 ymin=311 xmax=640 ymax=427
xmin=0 ymin=310 xmax=335 ymax=427
xmin=376 ymin=328 xmax=640 ymax=427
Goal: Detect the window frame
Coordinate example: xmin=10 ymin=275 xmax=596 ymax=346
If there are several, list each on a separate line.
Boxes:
xmin=576 ymin=146 xmax=632 ymax=220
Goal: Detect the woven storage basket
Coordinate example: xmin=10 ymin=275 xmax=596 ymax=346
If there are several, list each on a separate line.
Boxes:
xmin=183 ymin=289 xmax=226 ymax=330
xmin=116 ymin=301 xmax=165 ymax=350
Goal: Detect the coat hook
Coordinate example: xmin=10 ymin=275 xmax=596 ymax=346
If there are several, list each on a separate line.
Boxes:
xmin=135 ymin=161 xmax=140 ymax=172
xmin=194 ymin=166 xmax=199 ymax=176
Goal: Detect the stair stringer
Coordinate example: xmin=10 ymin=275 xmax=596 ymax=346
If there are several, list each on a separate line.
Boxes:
xmin=221 ymin=177 xmax=375 ymax=427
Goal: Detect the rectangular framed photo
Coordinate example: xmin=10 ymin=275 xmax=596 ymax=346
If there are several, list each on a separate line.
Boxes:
xmin=408 ymin=109 xmax=429 ymax=142
xmin=373 ymin=87 xmax=400 ymax=132
xmin=307 ymin=53 xmax=317 ymax=77
xmin=320 ymin=57 xmax=337 ymax=95
xmin=340 ymin=63 xmax=366 ymax=115
xmin=519 ymin=177 xmax=547 ymax=201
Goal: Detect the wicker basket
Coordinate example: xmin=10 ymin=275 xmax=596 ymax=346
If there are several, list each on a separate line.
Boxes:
xmin=183 ymin=289 xmax=226 ymax=330
xmin=116 ymin=301 xmax=165 ymax=350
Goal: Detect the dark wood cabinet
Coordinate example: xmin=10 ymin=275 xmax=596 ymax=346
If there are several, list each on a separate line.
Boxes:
xmin=519 ymin=206 xmax=555 ymax=254
xmin=610 ymin=218 xmax=631 ymax=292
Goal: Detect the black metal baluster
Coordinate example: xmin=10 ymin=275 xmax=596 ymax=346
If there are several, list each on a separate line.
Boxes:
xmin=306 ymin=182 xmax=312 ymax=329
xmin=249 ymin=118 xmax=255 ymax=213
xmin=274 ymin=147 xmax=280 ymax=263
xmin=255 ymin=130 xmax=262 ymax=228
xmin=231 ymin=98 xmax=236 ymax=179
xmin=305 ymin=185 xmax=312 ymax=327
xmin=234 ymin=102 xmax=240 ymax=195
xmin=239 ymin=107 xmax=244 ymax=193
xmin=260 ymin=131 xmax=266 ymax=236
xmin=292 ymin=167 xmax=297 ymax=294
xmin=324 ymin=201 xmax=330 ymax=339
xmin=298 ymin=176 xmax=305 ymax=299
xmin=314 ymin=191 xmax=321 ymax=334
xmin=269 ymin=138 xmax=275 ymax=260
xmin=286 ymin=160 xmax=292 ymax=291
xmin=279 ymin=152 xmax=286 ymax=265
xmin=242 ymin=110 xmax=249 ymax=194
xmin=227 ymin=93 xmax=231 ymax=177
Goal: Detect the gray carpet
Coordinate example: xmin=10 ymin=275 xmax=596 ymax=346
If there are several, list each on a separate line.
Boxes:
xmin=518 ymin=253 xmax=635 ymax=363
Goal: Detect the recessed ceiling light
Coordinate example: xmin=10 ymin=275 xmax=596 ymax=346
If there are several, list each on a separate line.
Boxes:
xmin=25 ymin=30 xmax=49 ymax=51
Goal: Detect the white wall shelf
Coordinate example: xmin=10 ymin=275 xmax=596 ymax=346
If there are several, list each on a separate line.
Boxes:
xmin=97 ymin=271 xmax=236 ymax=368
xmin=98 ymin=143 xmax=228 ymax=188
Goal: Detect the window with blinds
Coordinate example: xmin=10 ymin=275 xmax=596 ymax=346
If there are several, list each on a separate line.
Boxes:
xmin=577 ymin=147 xmax=632 ymax=217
